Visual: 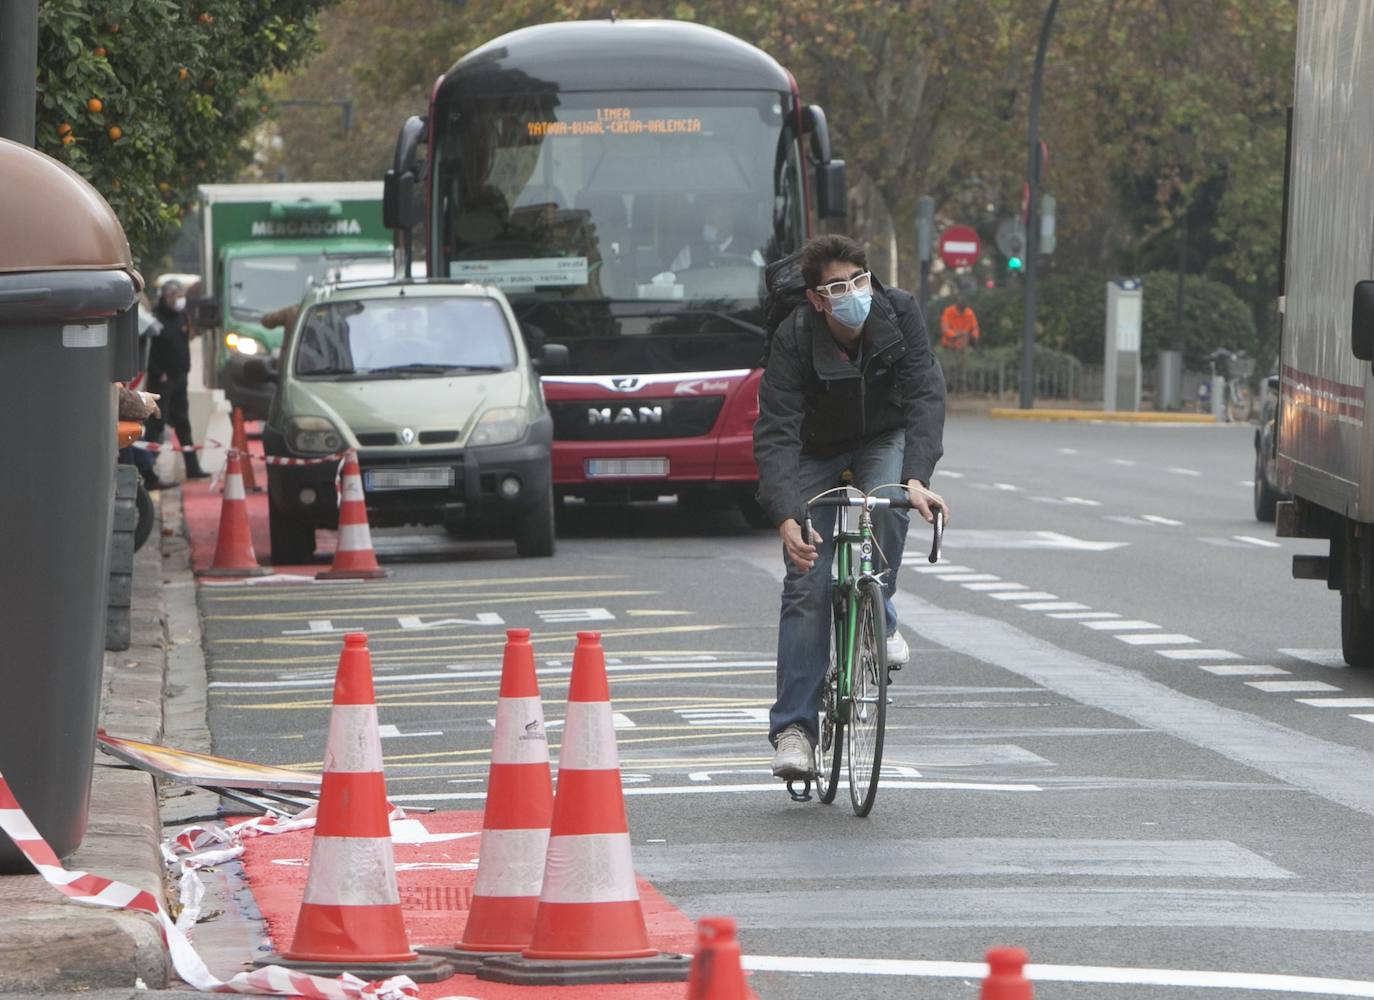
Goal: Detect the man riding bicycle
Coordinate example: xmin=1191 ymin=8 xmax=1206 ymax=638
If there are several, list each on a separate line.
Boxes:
xmin=753 ymin=234 xmax=948 ymax=781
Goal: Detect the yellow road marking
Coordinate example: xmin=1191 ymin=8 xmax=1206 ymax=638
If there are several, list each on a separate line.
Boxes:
xmin=200 ymin=575 xmax=623 ymax=603
xmin=205 ymin=589 xmax=657 ymax=624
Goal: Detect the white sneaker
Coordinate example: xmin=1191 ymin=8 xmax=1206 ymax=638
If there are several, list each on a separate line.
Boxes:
xmin=886 ymin=631 xmax=910 ymax=669
xmin=771 ymin=724 xmax=814 ymax=780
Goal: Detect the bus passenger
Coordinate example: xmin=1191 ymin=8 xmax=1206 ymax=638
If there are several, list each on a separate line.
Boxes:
xmin=753 ymin=234 xmax=948 ymax=782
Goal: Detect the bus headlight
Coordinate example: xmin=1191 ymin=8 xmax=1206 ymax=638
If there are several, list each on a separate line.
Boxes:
xmin=469 ymin=407 xmax=527 ymax=447
xmin=225 ymin=331 xmax=263 ymax=356
xmin=287 ymin=416 xmax=345 ymax=454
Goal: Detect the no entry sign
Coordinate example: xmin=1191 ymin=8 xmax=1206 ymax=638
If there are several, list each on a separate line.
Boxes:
xmin=938 ymin=225 xmax=981 ymax=269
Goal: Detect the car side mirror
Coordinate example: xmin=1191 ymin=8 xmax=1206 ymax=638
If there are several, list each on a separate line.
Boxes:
xmin=816 ymin=161 xmax=847 ymax=219
xmin=242 ymin=357 xmax=278 ymax=385
xmin=535 ymin=343 xmax=569 ymax=373
xmin=1352 ymin=280 xmax=1374 ymax=361
xmin=192 ymin=296 xmax=220 ymax=328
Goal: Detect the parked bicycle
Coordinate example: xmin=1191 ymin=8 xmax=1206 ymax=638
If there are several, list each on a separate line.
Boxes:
xmin=1206 ymin=348 xmax=1254 ymax=423
xmin=790 ymin=484 xmax=944 ymax=816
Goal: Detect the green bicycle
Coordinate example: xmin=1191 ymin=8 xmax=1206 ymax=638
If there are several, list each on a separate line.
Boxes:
xmin=791 ymin=484 xmax=944 ymax=816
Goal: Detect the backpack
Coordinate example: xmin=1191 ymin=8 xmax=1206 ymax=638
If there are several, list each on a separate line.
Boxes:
xmin=760 ymin=248 xmax=808 ymax=366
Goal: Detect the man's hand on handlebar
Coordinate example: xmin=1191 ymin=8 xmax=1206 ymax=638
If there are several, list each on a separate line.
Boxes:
xmin=906 ymin=479 xmax=948 ymax=525
xmin=779 ymin=518 xmax=821 ymax=573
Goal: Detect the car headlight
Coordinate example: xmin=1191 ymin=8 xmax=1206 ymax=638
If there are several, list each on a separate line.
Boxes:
xmin=225 ymin=331 xmax=263 ymax=356
xmin=469 ymin=407 xmax=527 ymax=447
xmin=287 ymin=416 xmax=345 ymax=454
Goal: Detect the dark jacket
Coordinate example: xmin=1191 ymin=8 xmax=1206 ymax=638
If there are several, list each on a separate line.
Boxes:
xmin=753 ymin=283 xmax=946 ymax=527
xmin=147 ymin=303 xmax=192 ymax=386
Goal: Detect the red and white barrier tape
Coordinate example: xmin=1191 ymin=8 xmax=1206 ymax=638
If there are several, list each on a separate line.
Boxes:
xmin=0 ymin=773 xmax=418 ymax=999
xmin=131 ymin=438 xmax=226 ymax=454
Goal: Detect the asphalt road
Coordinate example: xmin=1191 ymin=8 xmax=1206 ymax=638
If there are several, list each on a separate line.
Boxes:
xmin=197 ymin=414 xmax=1374 ymax=999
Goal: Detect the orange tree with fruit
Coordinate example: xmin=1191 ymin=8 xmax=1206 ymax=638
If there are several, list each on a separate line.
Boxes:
xmin=34 ymin=0 xmax=332 ymax=270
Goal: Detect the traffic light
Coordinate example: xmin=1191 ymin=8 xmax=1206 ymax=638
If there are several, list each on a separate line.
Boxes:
xmin=1007 ymin=254 xmax=1024 ymax=272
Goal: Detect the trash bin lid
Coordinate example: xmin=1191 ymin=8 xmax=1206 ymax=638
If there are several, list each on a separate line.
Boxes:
xmin=0 ymin=138 xmax=132 ymax=275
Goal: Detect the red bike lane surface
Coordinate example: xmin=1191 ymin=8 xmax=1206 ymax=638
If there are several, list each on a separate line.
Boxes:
xmin=238 ymin=810 xmax=736 ymax=999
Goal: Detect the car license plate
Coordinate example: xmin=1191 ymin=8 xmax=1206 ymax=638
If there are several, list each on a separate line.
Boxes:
xmin=585 ymin=458 xmax=669 ymax=478
xmin=364 ymin=467 xmax=454 ymax=491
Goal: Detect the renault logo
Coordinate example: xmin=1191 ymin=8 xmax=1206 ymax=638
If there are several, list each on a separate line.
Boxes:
xmin=400 ymin=427 xmax=416 ymax=445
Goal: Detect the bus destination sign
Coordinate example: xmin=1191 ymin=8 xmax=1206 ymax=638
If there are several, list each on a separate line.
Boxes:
xmin=527 ymin=107 xmax=703 ymax=138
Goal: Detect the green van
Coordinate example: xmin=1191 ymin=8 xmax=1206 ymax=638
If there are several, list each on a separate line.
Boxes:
xmin=248 ymin=278 xmax=564 ymax=562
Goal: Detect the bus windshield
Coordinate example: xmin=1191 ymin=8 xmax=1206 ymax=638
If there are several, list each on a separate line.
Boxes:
xmin=432 ymin=89 xmax=803 ymax=373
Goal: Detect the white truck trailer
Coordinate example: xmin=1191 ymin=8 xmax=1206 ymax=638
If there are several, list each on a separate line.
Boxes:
xmin=1276 ymin=1 xmax=1374 ymax=666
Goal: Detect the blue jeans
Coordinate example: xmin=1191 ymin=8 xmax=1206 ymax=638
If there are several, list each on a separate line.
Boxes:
xmin=769 ymin=428 xmax=909 ymax=746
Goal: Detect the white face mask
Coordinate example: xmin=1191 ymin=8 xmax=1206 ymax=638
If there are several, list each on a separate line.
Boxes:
xmin=173 ymin=297 xmax=187 ymax=312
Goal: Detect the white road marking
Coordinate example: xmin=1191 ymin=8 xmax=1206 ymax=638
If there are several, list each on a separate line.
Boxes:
xmin=1104 ymin=515 xmax=1153 ymax=526
xmin=1083 ymin=620 xmax=1160 ymax=631
xmin=964 ymin=582 xmax=1025 ymax=591
xmin=1234 ymin=535 xmax=1282 ymax=548
xmin=1200 ymin=665 xmax=1291 ymax=676
xmin=1352 ymin=715 xmax=1374 ymax=725
xmin=989 ymin=591 xmax=1058 ymax=601
xmin=282 ymin=619 xmax=343 ymax=636
xmin=1157 ymin=649 xmax=1244 ymax=660
xmin=937 ymin=470 xmax=966 ymax=479
xmin=993 ymin=482 xmax=1022 ymax=491
xmin=934 ymin=573 xmax=1002 ymax=583
xmin=378 ymin=725 xmax=443 ymax=739
xmin=739 ymin=954 xmax=1374 ymax=996
xmin=944 ymin=530 xmax=1128 ymax=552
xmin=676 ymin=708 xmax=771 ymax=726
xmin=1141 ymin=514 xmax=1184 ymax=526
xmin=1063 ymin=496 xmax=1103 ymax=506
xmin=1049 ymin=611 xmax=1121 ymax=620
xmin=1167 ymin=467 xmax=1203 ymax=477
xmin=1280 ymin=648 xmax=1348 ymax=669
xmin=1296 ymin=698 xmax=1374 ymax=708
xmin=1059 ymin=448 xmax=1078 ymax=455
xmin=1245 ymin=681 xmax=1342 ymax=693
xmin=391 ymin=780 xmax=1043 ymax=803
xmin=536 ymin=607 xmax=616 ymax=623
xmin=1240 ymin=479 xmax=1256 ymax=487
xmin=398 ymin=612 xmax=505 ymax=630
xmin=1018 ymin=602 xmax=1090 ymax=611
xmin=1118 ymin=633 xmax=1200 ymax=646
xmin=914 ymin=564 xmax=973 ymax=575
xmin=1111 ymin=458 xmax=1136 ymax=466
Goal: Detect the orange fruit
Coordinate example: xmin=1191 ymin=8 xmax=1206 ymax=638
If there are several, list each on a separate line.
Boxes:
xmin=93 ymin=46 xmax=107 ymax=57
xmin=107 ymin=125 xmax=121 ymax=141
xmin=178 ymin=67 xmax=188 ymax=80
xmin=157 ymin=181 xmax=170 ymax=192
xmin=87 ymin=97 xmax=102 ymax=113
xmin=57 ymin=121 xmax=71 ymax=136
xmin=61 ymin=134 xmax=75 ymax=145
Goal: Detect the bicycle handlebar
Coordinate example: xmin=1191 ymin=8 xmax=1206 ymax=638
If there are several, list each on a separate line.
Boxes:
xmin=804 ymin=492 xmax=945 ymax=564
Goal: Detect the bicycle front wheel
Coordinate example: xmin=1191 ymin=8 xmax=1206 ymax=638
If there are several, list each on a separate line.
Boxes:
xmin=815 ymin=603 xmax=845 ymax=804
xmin=847 ymin=578 xmax=888 ymax=816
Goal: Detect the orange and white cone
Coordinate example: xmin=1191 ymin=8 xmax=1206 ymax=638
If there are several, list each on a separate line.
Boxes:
xmin=317 ymin=450 xmax=387 ymax=580
xmin=198 ymin=450 xmax=270 ymax=577
xmin=421 ymin=628 xmax=553 ymax=972
xmin=982 ymin=947 xmax=1033 ymax=1000
xmin=257 ymin=632 xmax=452 ymax=983
xmin=476 ymin=631 xmax=690 ymax=985
xmin=230 ymin=407 xmax=260 ymax=492
xmin=686 ymin=917 xmax=749 ymax=1000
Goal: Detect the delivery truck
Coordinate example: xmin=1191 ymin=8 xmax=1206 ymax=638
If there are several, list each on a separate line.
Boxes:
xmin=194 ymin=182 xmax=392 ymax=418
xmin=1273 ymin=1 xmax=1374 ymax=667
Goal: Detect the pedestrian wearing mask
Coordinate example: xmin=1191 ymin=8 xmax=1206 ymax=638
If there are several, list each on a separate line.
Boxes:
xmin=144 ymin=279 xmax=208 ymax=484
xmin=753 ymin=234 xmax=948 ymax=780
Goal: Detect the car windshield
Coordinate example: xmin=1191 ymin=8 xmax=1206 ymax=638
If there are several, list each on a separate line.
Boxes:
xmin=294 ymin=296 xmax=517 ymax=377
xmin=227 ymin=253 xmax=391 ymax=320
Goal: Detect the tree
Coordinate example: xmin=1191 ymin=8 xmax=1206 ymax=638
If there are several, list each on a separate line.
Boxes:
xmin=34 ymin=0 xmax=333 ymax=271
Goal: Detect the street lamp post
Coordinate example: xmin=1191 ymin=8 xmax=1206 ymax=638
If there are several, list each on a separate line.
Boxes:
xmin=1019 ymin=0 xmax=1059 ymax=410
xmin=0 ymin=1 xmax=38 ymax=146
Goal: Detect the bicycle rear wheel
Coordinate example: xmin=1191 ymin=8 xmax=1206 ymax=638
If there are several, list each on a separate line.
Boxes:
xmin=847 ymin=578 xmax=888 ymax=816
xmin=814 ymin=604 xmax=845 ymax=804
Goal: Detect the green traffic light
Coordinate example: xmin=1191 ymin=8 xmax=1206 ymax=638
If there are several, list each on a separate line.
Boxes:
xmin=1007 ymin=256 xmax=1023 ymax=271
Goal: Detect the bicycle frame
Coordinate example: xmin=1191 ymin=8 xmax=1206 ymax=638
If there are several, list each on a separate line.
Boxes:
xmin=830 ymin=501 xmax=882 ymax=722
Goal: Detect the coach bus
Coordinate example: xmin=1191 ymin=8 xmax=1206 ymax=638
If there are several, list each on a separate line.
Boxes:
xmin=384 ymin=18 xmax=845 ymax=524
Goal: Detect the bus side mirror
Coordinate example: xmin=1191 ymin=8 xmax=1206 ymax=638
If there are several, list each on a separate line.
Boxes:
xmin=816 ymin=161 xmax=847 ymax=219
xmin=383 ymin=169 xmax=418 ymax=230
xmin=1353 ymin=280 xmax=1374 ymax=361
xmin=535 ymin=343 xmax=569 ymax=373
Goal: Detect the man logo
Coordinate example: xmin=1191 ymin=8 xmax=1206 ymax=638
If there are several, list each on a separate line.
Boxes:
xmin=400 ymin=427 xmax=416 ymax=445
xmin=588 ymin=406 xmax=663 ymax=425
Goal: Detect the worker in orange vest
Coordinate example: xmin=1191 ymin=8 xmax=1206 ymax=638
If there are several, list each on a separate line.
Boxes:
xmin=940 ymin=293 xmax=980 ymax=351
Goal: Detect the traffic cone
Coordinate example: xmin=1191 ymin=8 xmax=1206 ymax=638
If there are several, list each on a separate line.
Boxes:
xmin=198 ymin=450 xmax=270 ymax=577
xmin=420 ymin=629 xmax=554 ymax=972
xmin=981 ymin=947 xmax=1033 ymax=1000
xmin=231 ymin=407 xmax=260 ymax=492
xmin=256 ymin=633 xmax=452 ymax=983
xmin=476 ymin=632 xmax=691 ymax=985
xmin=686 ymin=917 xmax=748 ymax=999
xmin=317 ymin=450 xmax=387 ymax=580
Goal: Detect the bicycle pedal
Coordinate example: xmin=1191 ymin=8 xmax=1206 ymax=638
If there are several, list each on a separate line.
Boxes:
xmin=786 ymin=777 xmax=813 ymax=802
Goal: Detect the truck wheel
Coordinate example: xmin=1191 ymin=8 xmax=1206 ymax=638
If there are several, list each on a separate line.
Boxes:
xmin=514 ymin=485 xmax=556 ymax=558
xmin=269 ymin=501 xmax=316 ymax=565
xmin=1341 ymin=592 xmax=1374 ymax=668
xmin=1253 ymin=444 xmax=1278 ymax=522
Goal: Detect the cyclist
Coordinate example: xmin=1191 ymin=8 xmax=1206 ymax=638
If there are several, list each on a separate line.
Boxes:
xmin=754 ymin=234 xmax=948 ymax=781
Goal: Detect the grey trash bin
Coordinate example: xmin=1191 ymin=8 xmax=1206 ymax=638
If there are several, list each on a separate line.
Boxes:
xmin=0 ymin=139 xmax=139 ymax=872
